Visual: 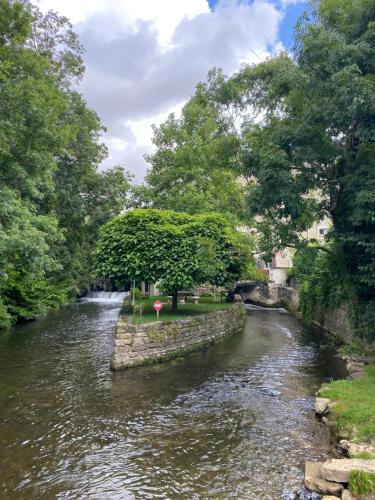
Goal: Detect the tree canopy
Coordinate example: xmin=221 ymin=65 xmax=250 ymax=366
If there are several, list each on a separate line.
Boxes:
xmin=0 ymin=0 xmax=130 ymax=327
xmin=216 ymin=0 xmax=375 ymax=337
xmin=130 ymin=70 xmax=246 ymax=221
xmin=95 ymin=209 xmax=252 ymax=312
xmin=131 ymin=0 xmax=375 ymax=338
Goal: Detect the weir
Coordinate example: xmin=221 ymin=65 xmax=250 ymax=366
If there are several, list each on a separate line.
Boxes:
xmin=82 ymin=291 xmax=128 ymax=303
xmin=236 ymin=281 xmax=302 ymax=313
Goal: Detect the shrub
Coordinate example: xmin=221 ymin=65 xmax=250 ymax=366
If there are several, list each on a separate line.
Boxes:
xmin=0 ymin=299 xmax=12 ymax=328
xmin=131 ymin=288 xmax=144 ymax=300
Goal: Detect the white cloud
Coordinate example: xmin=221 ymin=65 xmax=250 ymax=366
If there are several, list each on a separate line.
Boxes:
xmin=280 ymin=0 xmax=305 ymax=6
xmin=37 ymin=0 xmax=285 ymax=183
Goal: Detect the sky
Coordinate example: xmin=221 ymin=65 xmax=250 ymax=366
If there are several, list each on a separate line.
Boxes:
xmin=37 ymin=0 xmax=307 ymax=183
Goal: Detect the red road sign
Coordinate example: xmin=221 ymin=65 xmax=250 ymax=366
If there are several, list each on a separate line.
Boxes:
xmin=153 ymin=300 xmax=163 ymax=311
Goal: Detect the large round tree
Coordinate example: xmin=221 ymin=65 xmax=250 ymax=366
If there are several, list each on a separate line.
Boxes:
xmin=95 ymin=209 xmax=250 ymax=312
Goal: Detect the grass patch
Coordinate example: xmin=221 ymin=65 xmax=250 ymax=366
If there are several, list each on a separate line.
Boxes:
xmin=122 ymin=295 xmax=233 ymax=324
xmin=340 ymin=338 xmax=369 ymax=356
xmin=349 ymin=470 xmax=375 ymax=496
xmin=320 ymin=364 xmax=375 ymax=442
xmin=352 ymin=451 xmax=375 ymax=460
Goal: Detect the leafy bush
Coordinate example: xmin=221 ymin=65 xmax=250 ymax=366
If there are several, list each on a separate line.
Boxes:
xmin=242 ymin=262 xmax=269 ymax=282
xmin=0 ymin=299 xmax=12 ymax=328
xmin=292 ymin=247 xmax=356 ymax=328
xmin=131 ymin=288 xmax=144 ymax=300
xmin=1 ymin=271 xmax=68 ymax=326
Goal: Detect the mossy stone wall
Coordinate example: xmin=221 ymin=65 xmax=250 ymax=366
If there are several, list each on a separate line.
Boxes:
xmin=111 ymin=303 xmax=245 ymax=370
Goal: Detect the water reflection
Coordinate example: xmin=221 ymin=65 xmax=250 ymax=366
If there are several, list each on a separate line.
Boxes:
xmin=0 ymin=301 xmax=346 ymax=499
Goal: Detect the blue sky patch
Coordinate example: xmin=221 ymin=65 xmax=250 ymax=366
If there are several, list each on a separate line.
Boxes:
xmin=208 ymin=0 xmax=308 ymax=50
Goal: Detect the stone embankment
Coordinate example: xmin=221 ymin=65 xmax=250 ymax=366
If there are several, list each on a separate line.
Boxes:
xmin=305 ymin=457 xmax=375 ymax=499
xmin=111 ymin=302 xmax=245 ymax=370
xmin=305 ymin=458 xmax=375 ymax=499
xmin=236 ymin=281 xmax=353 ymax=343
xmin=305 ymin=358 xmax=375 ymax=500
xmin=342 ymin=355 xmax=375 ymax=380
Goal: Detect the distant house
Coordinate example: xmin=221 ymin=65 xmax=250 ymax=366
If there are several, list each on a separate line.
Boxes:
xmin=256 ymin=216 xmax=331 ymax=286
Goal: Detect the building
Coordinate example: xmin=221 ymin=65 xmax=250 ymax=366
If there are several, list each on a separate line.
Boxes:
xmin=257 ymin=216 xmax=331 ymax=286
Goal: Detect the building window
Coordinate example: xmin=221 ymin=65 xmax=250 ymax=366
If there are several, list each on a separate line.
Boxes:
xmin=319 ymin=227 xmax=328 ymax=236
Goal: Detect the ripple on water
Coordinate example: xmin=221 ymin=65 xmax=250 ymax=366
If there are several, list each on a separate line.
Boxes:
xmin=0 ymin=303 xmax=346 ymax=499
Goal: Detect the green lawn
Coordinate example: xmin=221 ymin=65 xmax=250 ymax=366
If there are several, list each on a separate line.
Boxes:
xmin=122 ymin=295 xmax=232 ymax=324
xmin=320 ymin=364 xmax=375 ymax=443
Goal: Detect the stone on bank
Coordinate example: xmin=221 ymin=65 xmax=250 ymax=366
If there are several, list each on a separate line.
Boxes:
xmin=111 ymin=302 xmax=245 ymax=370
xmin=304 ymin=461 xmax=344 ymax=496
xmin=321 ymin=459 xmax=375 ymax=484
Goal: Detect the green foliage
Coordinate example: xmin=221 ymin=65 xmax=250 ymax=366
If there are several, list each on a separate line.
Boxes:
xmin=0 ymin=299 xmax=11 ymax=328
xmin=202 ymin=0 xmax=375 ymax=339
xmin=0 ymin=1 xmax=130 ymax=327
xmin=340 ymin=338 xmax=369 ymax=356
xmin=130 ymin=69 xmax=246 ymax=220
xmin=132 ymin=304 xmax=144 ymax=322
xmin=242 ymin=262 xmax=269 ymax=282
xmin=356 ymin=299 xmax=375 ymax=342
xmin=349 ymin=470 xmax=375 ymax=496
xmin=296 ymin=249 xmax=355 ymax=325
xmin=352 ymin=451 xmax=375 ymax=460
xmin=95 ymin=209 xmax=252 ymax=309
xmin=320 ymin=364 xmax=375 ymax=442
xmin=130 ymin=288 xmax=144 ymax=300
xmin=292 ymin=247 xmax=318 ymax=281
xmin=292 ymin=245 xmax=375 ymax=341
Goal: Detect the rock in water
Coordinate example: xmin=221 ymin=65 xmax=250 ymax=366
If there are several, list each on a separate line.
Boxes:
xmin=315 ymin=397 xmax=331 ymax=415
xmin=321 ymin=459 xmax=375 ymax=483
xmin=305 ymin=461 xmax=344 ymax=495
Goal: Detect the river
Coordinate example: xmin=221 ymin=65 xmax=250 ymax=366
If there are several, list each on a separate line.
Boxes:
xmin=0 ymin=297 xmax=346 ymax=499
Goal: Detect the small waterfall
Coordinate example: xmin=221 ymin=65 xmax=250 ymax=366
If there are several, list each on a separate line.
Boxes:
xmin=245 ymin=303 xmax=287 ymax=312
xmin=81 ymin=291 xmax=127 ymax=303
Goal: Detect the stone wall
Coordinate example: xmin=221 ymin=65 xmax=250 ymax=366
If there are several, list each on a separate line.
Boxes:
xmin=276 ymin=286 xmax=300 ymax=314
xmin=311 ymin=302 xmax=352 ymax=343
xmin=277 ymin=285 xmax=352 ymax=343
xmin=236 ymin=281 xmax=299 ymax=310
xmin=236 ymin=281 xmax=280 ymax=307
xmin=111 ymin=303 xmax=245 ymax=370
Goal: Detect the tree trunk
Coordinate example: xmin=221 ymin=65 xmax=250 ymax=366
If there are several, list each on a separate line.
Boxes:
xmin=172 ymin=289 xmax=178 ymax=314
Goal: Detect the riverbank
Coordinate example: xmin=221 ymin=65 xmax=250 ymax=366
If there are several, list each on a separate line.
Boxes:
xmin=305 ymin=358 xmax=375 ymax=498
xmin=263 ymin=284 xmax=375 ymax=496
xmin=320 ymin=363 xmax=375 ymax=445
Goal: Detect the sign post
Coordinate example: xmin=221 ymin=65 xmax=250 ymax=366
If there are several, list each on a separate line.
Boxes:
xmin=152 ymin=300 xmax=163 ymax=320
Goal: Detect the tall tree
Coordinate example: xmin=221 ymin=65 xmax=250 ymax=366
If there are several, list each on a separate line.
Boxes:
xmin=0 ymin=1 xmax=130 ymax=326
xmin=95 ymin=209 xmax=251 ymax=313
xmin=131 ymin=70 xmax=245 ymax=220
xmin=221 ymin=0 xmax=375 ymax=336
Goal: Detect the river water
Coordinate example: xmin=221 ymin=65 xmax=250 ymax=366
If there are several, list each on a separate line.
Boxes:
xmin=0 ymin=298 xmax=346 ymax=499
